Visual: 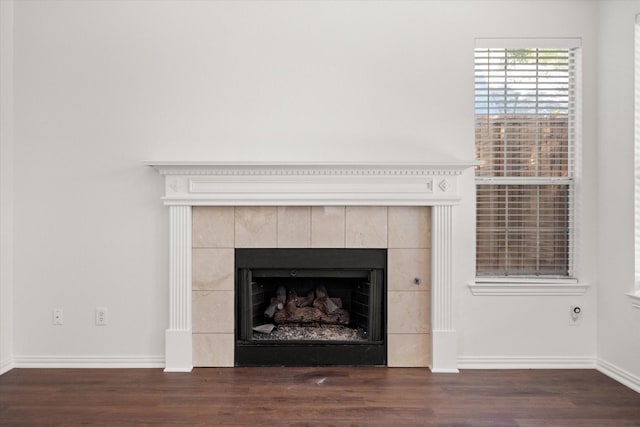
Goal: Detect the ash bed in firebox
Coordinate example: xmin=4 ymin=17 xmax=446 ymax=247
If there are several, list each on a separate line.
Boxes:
xmin=235 ymin=248 xmax=386 ymax=366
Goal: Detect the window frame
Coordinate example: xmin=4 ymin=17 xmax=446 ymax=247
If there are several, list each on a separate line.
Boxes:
xmin=470 ymin=38 xmax=587 ymax=296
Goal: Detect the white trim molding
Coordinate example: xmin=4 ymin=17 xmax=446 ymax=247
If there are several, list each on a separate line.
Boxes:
xmin=431 ymin=205 xmax=459 ymax=373
xmin=146 ymin=161 xmax=476 ymax=372
xmin=597 ymin=358 xmax=640 ymax=394
xmin=13 ymin=355 xmax=165 ymax=369
xmin=458 ymin=355 xmax=596 ymax=369
xmin=469 ymin=279 xmax=590 ymax=296
xmin=144 ymin=162 xmax=475 ymax=207
xmin=165 ymin=205 xmax=193 ymax=372
xmin=0 ymin=357 xmax=14 ymax=375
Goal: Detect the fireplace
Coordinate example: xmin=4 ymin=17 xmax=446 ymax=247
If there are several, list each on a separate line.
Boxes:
xmin=145 ymin=162 xmax=475 ymax=373
xmin=235 ymin=248 xmax=386 ymax=366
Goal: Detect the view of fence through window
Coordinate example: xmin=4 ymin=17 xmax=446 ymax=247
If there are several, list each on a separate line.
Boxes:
xmin=475 ymin=47 xmax=576 ymax=277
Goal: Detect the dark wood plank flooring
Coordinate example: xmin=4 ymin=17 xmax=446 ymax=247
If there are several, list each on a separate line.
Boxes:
xmin=1 ymin=368 xmax=639 ymax=426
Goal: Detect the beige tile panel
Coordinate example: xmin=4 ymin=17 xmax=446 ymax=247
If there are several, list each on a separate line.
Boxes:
xmin=345 ymin=206 xmax=388 ymax=248
xmin=192 ymin=291 xmax=234 ymax=333
xmin=192 ymin=248 xmax=234 ymax=291
xmin=234 ymin=206 xmax=277 ymax=248
xmin=311 ymin=206 xmax=346 ymax=248
xmin=388 ymin=206 xmax=431 ymax=249
xmin=388 ymin=249 xmax=430 ymax=291
xmin=192 ymin=206 xmax=235 ymax=248
xmin=387 ymin=333 xmax=431 ymax=367
xmin=387 ymin=291 xmax=430 ymax=334
xmin=192 ymin=333 xmax=234 ymax=367
xmin=277 ymin=206 xmax=311 ymax=248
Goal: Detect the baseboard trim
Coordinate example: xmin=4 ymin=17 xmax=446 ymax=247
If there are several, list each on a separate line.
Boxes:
xmin=457 ymin=356 xmax=597 ymax=369
xmin=597 ymin=359 xmax=640 ymax=394
xmin=0 ymin=357 xmax=14 ymax=375
xmin=13 ymin=355 xmax=165 ymax=369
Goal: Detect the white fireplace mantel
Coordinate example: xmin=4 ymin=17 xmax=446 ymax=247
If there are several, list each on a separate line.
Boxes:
xmin=145 ymin=161 xmax=476 ymax=373
xmin=144 ymin=161 xmax=473 ymax=206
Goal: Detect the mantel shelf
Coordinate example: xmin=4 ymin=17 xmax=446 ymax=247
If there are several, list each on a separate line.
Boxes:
xmin=144 ymin=161 xmax=477 ymax=206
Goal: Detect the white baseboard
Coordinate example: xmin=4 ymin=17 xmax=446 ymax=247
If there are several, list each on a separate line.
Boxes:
xmin=13 ymin=355 xmax=165 ymax=369
xmin=457 ymin=355 xmax=597 ymax=369
xmin=597 ymin=359 xmax=640 ymax=394
xmin=0 ymin=357 xmax=14 ymax=375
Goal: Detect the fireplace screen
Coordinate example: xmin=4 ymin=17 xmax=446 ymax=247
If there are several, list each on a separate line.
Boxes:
xmin=235 ymin=248 xmax=386 ymax=366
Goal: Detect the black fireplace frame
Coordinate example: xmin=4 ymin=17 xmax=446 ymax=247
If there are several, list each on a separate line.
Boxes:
xmin=235 ymin=248 xmax=387 ymax=367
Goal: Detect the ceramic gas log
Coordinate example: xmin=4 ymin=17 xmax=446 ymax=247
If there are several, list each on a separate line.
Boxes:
xmin=266 ymin=285 xmax=351 ymax=325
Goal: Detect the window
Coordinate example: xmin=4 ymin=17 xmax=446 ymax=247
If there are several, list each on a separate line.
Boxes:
xmin=475 ymin=40 xmax=580 ymax=280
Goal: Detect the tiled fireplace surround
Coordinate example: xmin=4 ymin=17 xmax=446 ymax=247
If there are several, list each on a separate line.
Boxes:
xmin=192 ymin=205 xmax=431 ymax=367
xmin=146 ymin=162 xmax=473 ymax=373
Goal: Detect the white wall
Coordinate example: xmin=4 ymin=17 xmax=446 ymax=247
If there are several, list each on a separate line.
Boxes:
xmin=596 ymin=0 xmax=640 ymax=390
xmin=8 ymin=1 xmax=600 ymax=367
xmin=0 ymin=0 xmax=15 ymax=374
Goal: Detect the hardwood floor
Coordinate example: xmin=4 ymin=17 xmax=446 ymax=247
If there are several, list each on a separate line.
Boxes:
xmin=1 ymin=368 xmax=639 ymax=426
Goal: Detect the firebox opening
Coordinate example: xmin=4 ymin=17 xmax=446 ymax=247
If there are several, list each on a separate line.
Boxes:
xmin=235 ymin=248 xmax=386 ymax=367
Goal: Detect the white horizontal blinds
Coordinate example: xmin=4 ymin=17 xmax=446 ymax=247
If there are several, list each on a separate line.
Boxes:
xmin=476 ymin=184 xmax=572 ymax=276
xmin=475 ymin=48 xmax=573 ymax=178
xmin=475 ymin=47 xmax=577 ymax=278
xmin=635 ymin=17 xmax=640 ymax=287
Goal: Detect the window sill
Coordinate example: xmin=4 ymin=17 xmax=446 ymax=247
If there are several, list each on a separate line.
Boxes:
xmin=469 ymin=279 xmax=589 ymax=296
xmin=627 ymin=292 xmax=640 ymax=309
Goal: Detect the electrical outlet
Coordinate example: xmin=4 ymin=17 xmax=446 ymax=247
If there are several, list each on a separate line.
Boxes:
xmin=95 ymin=307 xmax=108 ymax=326
xmin=53 ymin=308 xmax=63 ymax=325
xmin=569 ymin=305 xmax=582 ymax=326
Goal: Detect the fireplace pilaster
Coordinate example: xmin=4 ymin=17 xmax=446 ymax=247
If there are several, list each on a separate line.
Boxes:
xmin=165 ymin=205 xmax=193 ymax=372
xmin=432 ymin=205 xmax=458 ymax=373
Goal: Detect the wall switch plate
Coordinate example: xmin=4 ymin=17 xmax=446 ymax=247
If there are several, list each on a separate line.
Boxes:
xmin=53 ymin=308 xmax=63 ymax=325
xmin=95 ymin=307 xmax=108 ymax=326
